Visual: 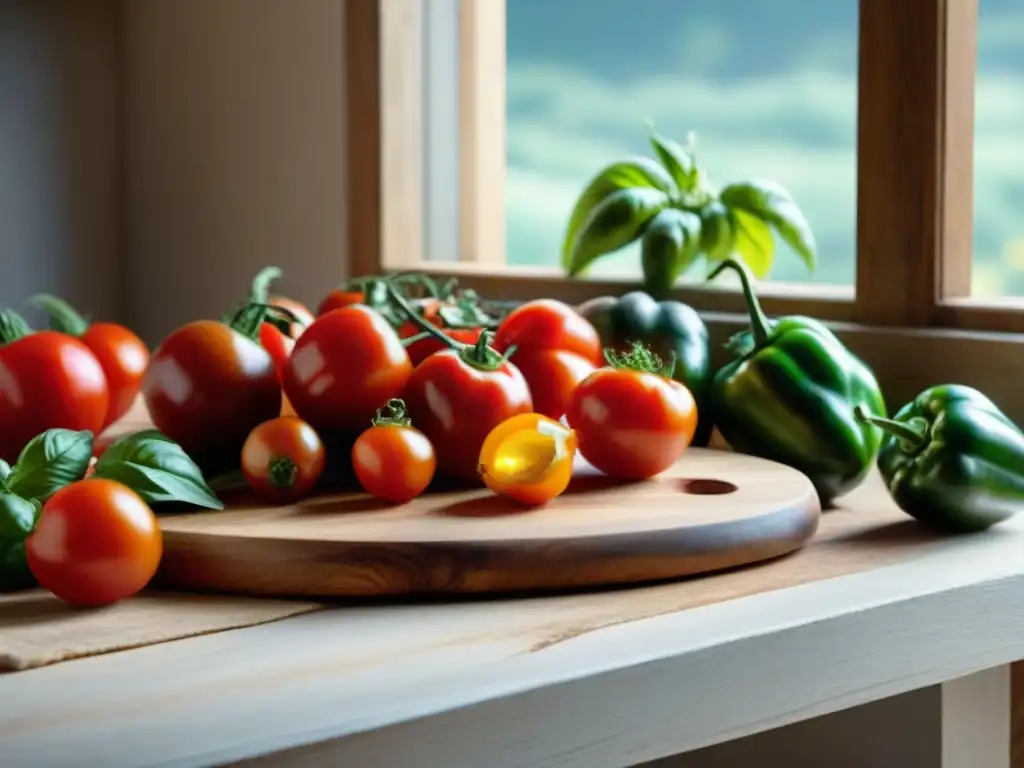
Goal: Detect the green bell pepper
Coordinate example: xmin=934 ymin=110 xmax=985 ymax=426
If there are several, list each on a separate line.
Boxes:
xmin=854 ymin=384 xmax=1024 ymax=533
xmin=708 ymin=258 xmax=886 ymax=506
xmin=577 ymin=291 xmax=713 ymax=446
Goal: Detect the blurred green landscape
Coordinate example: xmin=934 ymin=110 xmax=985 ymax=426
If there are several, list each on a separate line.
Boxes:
xmin=506 ymin=0 xmax=1023 ymax=295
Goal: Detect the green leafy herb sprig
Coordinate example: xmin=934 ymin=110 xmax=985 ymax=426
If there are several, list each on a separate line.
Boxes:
xmin=561 ymin=127 xmax=818 ymax=297
xmin=0 ymin=428 xmax=223 ymax=593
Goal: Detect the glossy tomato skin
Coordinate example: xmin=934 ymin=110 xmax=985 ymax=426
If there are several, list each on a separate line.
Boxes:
xmin=283 ymin=306 xmax=412 ymax=433
xmin=492 ymin=299 xmax=603 ymax=367
xmin=268 ymin=295 xmax=314 ymax=339
xmin=142 ymin=320 xmax=281 ymax=472
xmin=317 ymin=289 xmax=364 ymax=316
xmin=26 ymin=478 xmax=162 ymax=606
xmin=352 ymin=424 xmax=436 ymax=503
xmin=80 ymin=322 xmax=151 ymax=430
xmin=566 ymin=368 xmax=698 ymax=480
xmin=0 ymin=331 xmax=109 ymax=463
xmin=402 ymin=351 xmax=533 ymax=481
xmin=241 ymin=416 xmax=325 ymax=504
xmin=510 ymin=349 xmax=596 ymax=420
xmin=259 ymin=322 xmax=295 ymax=381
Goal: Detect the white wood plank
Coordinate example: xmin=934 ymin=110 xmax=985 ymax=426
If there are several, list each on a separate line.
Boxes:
xmin=3 ymin=519 xmax=1024 ymax=768
xmin=942 ymin=665 xmax=1010 ymax=768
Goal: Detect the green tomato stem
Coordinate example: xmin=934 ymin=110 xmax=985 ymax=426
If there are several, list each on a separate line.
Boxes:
xmin=249 ymin=266 xmax=284 ymax=303
xmin=226 ymin=302 xmax=271 ymax=341
xmin=372 ymin=398 xmax=413 ymax=428
xmin=603 ymin=341 xmax=674 ymax=377
xmin=0 ymin=309 xmax=32 ymax=346
xmin=268 ymin=456 xmax=298 ymax=489
xmin=707 ymin=258 xmax=772 ymax=349
xmin=24 ymin=294 xmax=90 ymax=336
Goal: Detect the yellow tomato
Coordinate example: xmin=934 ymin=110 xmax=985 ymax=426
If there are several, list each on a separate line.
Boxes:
xmin=477 ymin=413 xmax=578 ymax=506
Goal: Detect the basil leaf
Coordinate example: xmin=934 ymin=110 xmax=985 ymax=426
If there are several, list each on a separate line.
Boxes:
xmin=649 ymin=131 xmax=699 ymax=193
xmin=0 ymin=493 xmax=40 ymax=541
xmin=6 ymin=429 xmax=94 ymax=502
xmin=567 ymin=187 xmax=670 ymax=277
xmin=0 ymin=540 xmax=34 ymax=593
xmin=730 ymin=208 xmax=775 ymax=279
xmin=640 ymin=208 xmax=703 ymax=296
xmin=93 ymin=430 xmax=224 ymax=510
xmin=561 ymin=158 xmax=677 ymax=271
xmin=0 ymin=459 xmax=11 ymax=484
xmin=720 ymin=180 xmax=817 ymax=272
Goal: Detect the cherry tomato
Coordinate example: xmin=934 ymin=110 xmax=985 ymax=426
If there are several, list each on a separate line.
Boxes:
xmin=283 ymin=305 xmax=412 ymax=433
xmin=351 ymin=399 xmax=436 ymax=503
xmin=566 ymin=344 xmax=698 ymax=480
xmin=259 ymin=322 xmax=295 ymax=380
xmin=25 ymin=478 xmax=162 ymax=606
xmin=242 ymin=416 xmax=326 ymax=503
xmin=478 ymin=413 xmax=578 ymax=506
xmin=318 ymin=288 xmax=365 ymax=316
xmin=26 ymin=294 xmax=150 ymax=430
xmin=268 ymin=295 xmax=314 ymax=339
xmin=142 ymin=314 xmax=281 ymax=473
xmin=492 ymin=299 xmax=603 ymax=366
xmin=509 ymin=349 xmax=596 ymax=420
xmin=402 ymin=336 xmax=533 ymax=482
xmin=0 ymin=314 xmax=109 ymax=463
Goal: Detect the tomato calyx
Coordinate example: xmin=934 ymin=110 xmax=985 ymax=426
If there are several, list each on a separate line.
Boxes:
xmin=267 ymin=456 xmax=298 ymax=489
xmin=371 ymin=398 xmax=413 ymax=428
xmin=604 ymin=341 xmax=676 ymax=378
xmin=24 ymin=294 xmax=90 ymax=337
xmin=0 ymin=309 xmax=32 ymax=346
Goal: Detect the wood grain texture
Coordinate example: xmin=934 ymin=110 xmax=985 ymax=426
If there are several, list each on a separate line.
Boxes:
xmin=154 ymin=449 xmax=820 ymax=598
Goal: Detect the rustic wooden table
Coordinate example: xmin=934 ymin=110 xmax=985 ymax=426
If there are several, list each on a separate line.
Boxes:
xmin=1 ymin=505 xmax=1022 ymax=768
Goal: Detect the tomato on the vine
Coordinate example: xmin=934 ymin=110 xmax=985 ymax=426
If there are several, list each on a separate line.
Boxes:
xmin=389 ymin=287 xmax=532 ymax=482
xmin=508 ymin=349 xmax=596 ymax=420
xmin=492 ymin=299 xmax=603 ymax=366
xmin=478 ymin=413 xmax=578 ymax=506
xmin=352 ymin=399 xmax=436 ymax=503
xmin=283 ymin=305 xmax=412 ymax=433
xmin=247 ymin=266 xmax=314 ymax=342
xmin=566 ymin=342 xmax=698 ymax=480
xmin=25 ymin=478 xmax=162 ymax=606
xmin=242 ymin=416 xmax=326 ymax=503
xmin=404 ymin=327 xmax=483 ymax=367
xmin=142 ymin=303 xmax=281 ymax=473
xmin=0 ymin=310 xmax=109 ymax=463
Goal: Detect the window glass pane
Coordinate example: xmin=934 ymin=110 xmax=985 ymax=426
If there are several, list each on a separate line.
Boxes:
xmin=506 ymin=0 xmax=858 ymax=286
xmin=973 ymin=0 xmax=1024 ymax=297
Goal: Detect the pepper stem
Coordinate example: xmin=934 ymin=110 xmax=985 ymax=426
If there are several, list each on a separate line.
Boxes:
xmin=372 ymin=398 xmax=413 ymax=428
xmin=853 ymin=406 xmax=928 ymax=450
xmin=0 ymin=309 xmax=32 ymax=345
xmin=707 ymin=258 xmax=773 ymax=349
xmin=250 ymin=266 xmax=283 ymax=303
xmin=604 ymin=341 xmax=675 ymax=377
xmin=24 ymin=294 xmax=90 ymax=336
xmin=268 ymin=456 xmax=297 ymax=489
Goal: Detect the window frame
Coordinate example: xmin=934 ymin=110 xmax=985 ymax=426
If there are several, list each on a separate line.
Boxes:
xmin=343 ymin=0 xmax=1024 ymax=423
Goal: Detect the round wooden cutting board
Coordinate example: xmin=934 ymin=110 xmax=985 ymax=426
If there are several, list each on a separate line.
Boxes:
xmin=154 ymin=449 xmax=821 ymax=598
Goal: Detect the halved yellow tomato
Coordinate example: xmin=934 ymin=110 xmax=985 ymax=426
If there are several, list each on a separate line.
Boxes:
xmin=477 ymin=413 xmax=578 ymax=506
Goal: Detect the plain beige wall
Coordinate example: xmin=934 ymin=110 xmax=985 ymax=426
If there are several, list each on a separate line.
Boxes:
xmin=0 ymin=0 xmax=121 ymax=322
xmin=121 ymin=0 xmax=348 ymax=344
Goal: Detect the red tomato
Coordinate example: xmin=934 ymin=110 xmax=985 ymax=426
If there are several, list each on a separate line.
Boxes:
xmin=566 ymin=348 xmax=698 ymax=480
xmin=283 ymin=306 xmax=412 ymax=433
xmin=259 ymin=322 xmax=295 ymax=380
xmin=25 ymin=478 xmax=162 ymax=606
xmin=268 ymin=295 xmax=314 ymax=339
xmin=511 ymin=349 xmax=596 ymax=420
xmin=318 ymin=288 xmax=365 ymax=316
xmin=405 ymin=327 xmax=482 ymax=366
xmin=402 ymin=341 xmax=533 ymax=482
xmin=142 ymin=318 xmax=281 ymax=472
xmin=241 ymin=416 xmax=325 ymax=503
xmin=0 ymin=321 xmax=109 ymax=463
xmin=351 ymin=400 xmax=436 ymax=503
xmin=80 ymin=323 xmax=151 ymax=429
xmin=492 ymin=299 xmax=603 ymax=366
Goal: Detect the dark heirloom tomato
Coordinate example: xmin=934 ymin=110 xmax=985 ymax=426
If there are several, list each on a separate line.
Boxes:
xmin=0 ymin=311 xmax=109 ymax=463
xmin=282 ymin=305 xmax=412 ymax=433
xmin=492 ymin=299 xmax=603 ymax=367
xmin=142 ymin=307 xmax=281 ymax=473
xmin=566 ymin=343 xmax=698 ymax=480
xmin=26 ymin=294 xmax=148 ymax=429
xmin=509 ymin=349 xmax=595 ymax=420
